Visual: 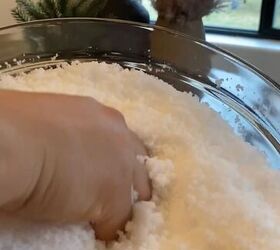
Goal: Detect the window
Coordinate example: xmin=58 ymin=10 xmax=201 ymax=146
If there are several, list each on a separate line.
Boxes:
xmin=203 ymin=0 xmax=262 ymax=31
xmin=205 ymin=0 xmax=280 ymax=39
xmin=274 ymin=0 xmax=280 ymax=29
xmin=142 ymin=0 xmax=280 ymax=39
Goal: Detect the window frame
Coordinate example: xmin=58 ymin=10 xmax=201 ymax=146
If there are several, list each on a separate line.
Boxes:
xmin=205 ymin=0 xmax=280 ymax=39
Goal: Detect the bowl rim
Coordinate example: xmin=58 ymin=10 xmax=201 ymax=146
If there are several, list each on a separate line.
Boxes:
xmin=0 ymin=17 xmax=279 ymax=91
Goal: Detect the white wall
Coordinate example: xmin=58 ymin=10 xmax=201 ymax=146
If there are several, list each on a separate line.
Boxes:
xmin=206 ymin=34 xmax=280 ymax=84
xmin=0 ymin=1 xmax=16 ymax=27
xmin=0 ymin=1 xmax=279 ymax=84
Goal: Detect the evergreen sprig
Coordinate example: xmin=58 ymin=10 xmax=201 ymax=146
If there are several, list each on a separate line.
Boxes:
xmin=12 ymin=0 xmax=108 ymax=22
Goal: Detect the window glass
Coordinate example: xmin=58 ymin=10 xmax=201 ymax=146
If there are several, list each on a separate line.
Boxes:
xmin=274 ymin=0 xmax=280 ymax=29
xmin=203 ymin=0 xmax=262 ymax=31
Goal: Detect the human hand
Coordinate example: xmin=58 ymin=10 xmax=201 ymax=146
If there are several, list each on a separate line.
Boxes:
xmin=0 ymin=90 xmax=151 ymax=241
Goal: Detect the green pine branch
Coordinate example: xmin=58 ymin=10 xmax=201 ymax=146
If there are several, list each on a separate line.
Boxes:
xmin=57 ymin=0 xmax=68 ymax=14
xmin=12 ymin=0 xmax=108 ymax=22
xmin=73 ymin=0 xmax=97 ymax=16
xmin=15 ymin=0 xmax=48 ymax=20
xmin=11 ymin=7 xmax=31 ymax=22
xmin=84 ymin=0 xmax=108 ymax=17
xmin=38 ymin=0 xmax=61 ymax=18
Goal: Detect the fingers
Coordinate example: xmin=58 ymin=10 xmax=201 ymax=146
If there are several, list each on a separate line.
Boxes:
xmin=93 ymin=211 xmax=131 ymax=241
xmin=129 ymin=129 xmax=147 ymax=156
xmin=94 ymin=169 xmax=151 ymax=242
xmin=93 ymin=194 xmax=132 ymax=241
xmin=92 ymin=128 xmax=151 ymax=241
xmin=129 ymin=131 xmax=152 ymax=202
xmin=133 ymin=159 xmax=151 ymax=201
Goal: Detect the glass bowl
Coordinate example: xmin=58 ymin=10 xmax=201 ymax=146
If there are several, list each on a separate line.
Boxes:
xmin=0 ymin=18 xmax=279 ymax=168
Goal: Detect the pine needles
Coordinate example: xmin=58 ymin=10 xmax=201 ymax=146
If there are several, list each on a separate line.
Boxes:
xmin=11 ymin=0 xmax=108 ymax=22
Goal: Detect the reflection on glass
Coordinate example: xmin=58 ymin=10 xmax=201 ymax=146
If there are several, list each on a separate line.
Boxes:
xmin=274 ymin=0 xmax=280 ymax=29
xmin=203 ymin=0 xmax=262 ymax=31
